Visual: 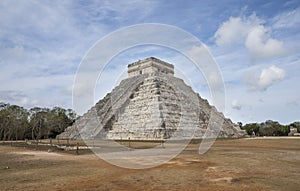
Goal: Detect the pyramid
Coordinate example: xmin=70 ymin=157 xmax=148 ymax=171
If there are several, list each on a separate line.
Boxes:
xmin=59 ymin=57 xmax=246 ymax=140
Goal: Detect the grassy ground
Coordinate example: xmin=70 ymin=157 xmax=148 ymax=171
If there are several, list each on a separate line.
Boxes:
xmin=0 ymin=137 xmax=299 ymax=191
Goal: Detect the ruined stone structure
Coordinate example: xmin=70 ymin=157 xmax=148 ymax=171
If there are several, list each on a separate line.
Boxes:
xmin=58 ymin=57 xmax=246 ymax=140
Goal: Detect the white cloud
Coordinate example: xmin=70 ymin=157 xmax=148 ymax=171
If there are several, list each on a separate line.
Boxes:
xmin=272 ymin=7 xmax=300 ymax=29
xmin=214 ymin=13 xmax=287 ymax=59
xmin=0 ymin=1 xmax=298 ymax=125
xmin=246 ymin=65 xmax=286 ymax=91
xmin=231 ymin=99 xmax=242 ymax=110
xmin=0 ymin=90 xmax=38 ymax=108
xmin=68 ymin=0 xmax=158 ymax=30
xmin=286 ymin=99 xmax=299 ymax=107
xmin=245 ymin=26 xmax=286 ymax=58
xmin=214 ymin=14 xmax=262 ymax=47
xmin=0 ymin=1 xmax=112 ymax=110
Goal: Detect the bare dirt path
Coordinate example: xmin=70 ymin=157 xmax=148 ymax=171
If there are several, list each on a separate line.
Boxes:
xmin=0 ymin=138 xmax=299 ymax=191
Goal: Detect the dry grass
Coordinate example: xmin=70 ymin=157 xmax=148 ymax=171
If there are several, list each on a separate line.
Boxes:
xmin=0 ymin=138 xmax=299 ymax=191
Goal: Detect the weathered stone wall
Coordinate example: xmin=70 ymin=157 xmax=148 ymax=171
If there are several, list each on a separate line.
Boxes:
xmin=107 ymin=76 xmax=182 ymax=140
xmin=58 ymin=58 xmax=246 ymax=140
xmin=128 ymin=57 xmax=174 ymax=77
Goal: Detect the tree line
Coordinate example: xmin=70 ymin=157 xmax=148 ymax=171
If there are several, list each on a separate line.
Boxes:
xmin=1 ymin=102 xmax=299 ymax=140
xmin=239 ymin=120 xmax=300 ymax=136
xmin=0 ymin=102 xmax=76 ymax=141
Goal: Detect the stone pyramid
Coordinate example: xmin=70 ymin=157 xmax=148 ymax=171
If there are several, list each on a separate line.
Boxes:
xmin=59 ymin=57 xmax=246 ymax=140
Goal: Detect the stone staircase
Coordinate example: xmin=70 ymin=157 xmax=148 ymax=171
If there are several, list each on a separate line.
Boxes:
xmin=58 ymin=58 xmax=246 ymax=140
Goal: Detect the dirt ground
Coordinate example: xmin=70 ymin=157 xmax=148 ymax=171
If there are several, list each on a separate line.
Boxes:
xmin=0 ymin=137 xmax=299 ymax=191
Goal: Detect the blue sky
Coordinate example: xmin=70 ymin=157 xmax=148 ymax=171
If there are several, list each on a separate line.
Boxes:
xmin=0 ymin=0 xmax=299 ymax=124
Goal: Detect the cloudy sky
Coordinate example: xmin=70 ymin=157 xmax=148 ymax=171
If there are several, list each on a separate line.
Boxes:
xmin=0 ymin=0 xmax=299 ymax=124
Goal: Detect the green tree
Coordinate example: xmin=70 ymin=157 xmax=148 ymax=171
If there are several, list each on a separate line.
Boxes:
xmin=0 ymin=103 xmax=76 ymax=140
xmin=259 ymin=120 xmax=289 ymax=136
xmin=29 ymin=107 xmax=49 ymax=140
xmin=29 ymin=106 xmax=75 ymax=139
xmin=47 ymin=107 xmax=74 ymax=138
xmin=289 ymin=122 xmax=300 ymax=133
xmin=242 ymin=123 xmax=260 ymax=136
xmin=0 ymin=104 xmax=29 ymax=140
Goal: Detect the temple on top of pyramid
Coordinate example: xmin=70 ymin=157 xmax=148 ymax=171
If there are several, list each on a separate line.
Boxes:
xmin=58 ymin=57 xmax=246 ymax=140
xmin=128 ymin=57 xmax=174 ymax=77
